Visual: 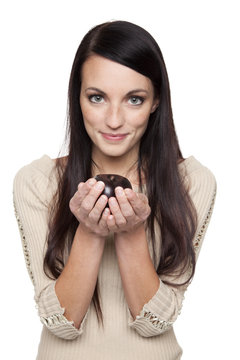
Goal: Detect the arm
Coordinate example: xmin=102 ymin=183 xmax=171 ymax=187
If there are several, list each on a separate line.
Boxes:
xmin=13 ymin=163 xmax=109 ymax=340
xmin=55 ymin=224 xmax=105 ymax=329
xmin=13 ymin=165 xmax=85 ymax=340
xmin=109 ymin=166 xmax=217 ymax=337
xmin=114 ymin=224 xmax=160 ymax=320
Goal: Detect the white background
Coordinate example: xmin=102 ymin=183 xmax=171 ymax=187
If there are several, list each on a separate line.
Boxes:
xmin=1 ymin=0 xmax=239 ymax=359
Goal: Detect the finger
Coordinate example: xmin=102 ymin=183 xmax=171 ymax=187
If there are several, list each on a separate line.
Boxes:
xmin=88 ymin=195 xmax=108 ymax=224
xmin=106 ymin=214 xmax=118 ymax=232
xmin=124 ymin=189 xmax=151 ymax=219
xmin=86 ymin=178 xmax=97 ymax=187
xmin=114 ymin=187 xmax=135 ymax=221
xmin=72 ymin=178 xmax=97 ymax=206
xmin=78 ymin=178 xmax=97 ymax=198
xmin=69 ymin=183 xmax=86 ymax=213
xmin=98 ymin=207 xmax=110 ymax=230
xmin=136 ymin=192 xmax=149 ymax=204
xmin=80 ymin=181 xmax=105 ymax=218
xmin=108 ymin=196 xmax=127 ymax=227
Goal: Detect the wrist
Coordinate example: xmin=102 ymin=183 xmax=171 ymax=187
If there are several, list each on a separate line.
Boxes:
xmin=76 ymin=223 xmax=106 ymax=247
xmin=114 ymin=223 xmax=146 ymax=246
xmin=114 ymin=224 xmax=152 ymax=265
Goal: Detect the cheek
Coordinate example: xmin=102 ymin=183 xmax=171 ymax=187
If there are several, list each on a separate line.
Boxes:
xmin=128 ymin=108 xmax=151 ymax=131
xmin=80 ymin=103 xmax=102 ymax=129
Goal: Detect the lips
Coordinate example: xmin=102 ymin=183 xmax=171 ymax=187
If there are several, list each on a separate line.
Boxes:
xmin=101 ymin=132 xmax=128 ymax=141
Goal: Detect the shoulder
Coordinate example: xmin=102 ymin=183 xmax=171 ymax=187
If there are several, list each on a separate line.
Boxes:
xmin=14 ymin=154 xmax=56 ymax=179
xmin=179 ymin=155 xmax=217 ymax=190
xmin=179 ymin=156 xmax=217 ymax=219
xmin=13 ymin=155 xmax=59 ymax=207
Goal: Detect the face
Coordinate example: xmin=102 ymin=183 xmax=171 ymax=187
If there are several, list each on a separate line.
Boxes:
xmin=80 ymin=55 xmax=159 ymax=166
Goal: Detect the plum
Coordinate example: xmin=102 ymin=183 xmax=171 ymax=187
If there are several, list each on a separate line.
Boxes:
xmin=94 ymin=174 xmax=132 ymax=204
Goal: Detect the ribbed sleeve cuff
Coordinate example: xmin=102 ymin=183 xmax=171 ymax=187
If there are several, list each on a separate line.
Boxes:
xmin=36 ymin=282 xmax=89 ymax=340
xmin=128 ymin=279 xmax=175 ymax=337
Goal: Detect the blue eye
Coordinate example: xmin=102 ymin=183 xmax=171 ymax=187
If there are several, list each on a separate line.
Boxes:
xmin=89 ymin=95 xmax=104 ymax=103
xmin=128 ymin=96 xmax=144 ymax=105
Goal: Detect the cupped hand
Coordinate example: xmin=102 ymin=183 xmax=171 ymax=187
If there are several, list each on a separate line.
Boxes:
xmin=106 ymin=187 xmax=151 ymax=234
xmin=69 ymin=178 xmax=110 ymax=237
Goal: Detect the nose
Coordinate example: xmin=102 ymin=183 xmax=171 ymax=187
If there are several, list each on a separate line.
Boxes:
xmin=105 ymin=103 xmax=124 ymax=129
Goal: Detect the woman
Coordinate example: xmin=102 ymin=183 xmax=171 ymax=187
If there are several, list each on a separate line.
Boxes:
xmin=13 ymin=20 xmax=217 ymax=360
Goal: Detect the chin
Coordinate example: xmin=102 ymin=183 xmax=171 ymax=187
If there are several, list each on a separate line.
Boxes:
xmin=102 ymin=150 xmax=126 ymax=158
xmin=97 ymin=143 xmax=126 ymax=154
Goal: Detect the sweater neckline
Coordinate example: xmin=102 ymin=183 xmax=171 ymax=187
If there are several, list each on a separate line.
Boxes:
xmin=41 ymin=154 xmax=196 ymax=171
xmin=38 ymin=154 xmax=198 ymax=192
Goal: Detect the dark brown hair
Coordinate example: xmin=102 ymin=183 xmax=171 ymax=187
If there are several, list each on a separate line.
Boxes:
xmin=44 ymin=21 xmax=197 ymax=326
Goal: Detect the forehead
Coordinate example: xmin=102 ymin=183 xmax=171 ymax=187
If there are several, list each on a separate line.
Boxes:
xmin=81 ymin=55 xmax=153 ymax=93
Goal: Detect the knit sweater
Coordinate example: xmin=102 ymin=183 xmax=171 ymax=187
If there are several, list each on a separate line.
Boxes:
xmin=13 ymin=154 xmax=216 ymax=360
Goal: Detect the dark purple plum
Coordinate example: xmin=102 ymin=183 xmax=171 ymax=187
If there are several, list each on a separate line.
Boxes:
xmin=94 ymin=174 xmax=132 ymax=205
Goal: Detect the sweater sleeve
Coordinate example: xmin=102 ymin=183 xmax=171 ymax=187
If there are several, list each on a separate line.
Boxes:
xmin=13 ymin=162 xmax=89 ymax=340
xmin=127 ymin=165 xmax=217 ymax=337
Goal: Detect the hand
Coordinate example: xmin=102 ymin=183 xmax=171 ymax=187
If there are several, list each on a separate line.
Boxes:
xmin=69 ymin=178 xmax=110 ymax=237
xmin=106 ymin=187 xmax=151 ymax=234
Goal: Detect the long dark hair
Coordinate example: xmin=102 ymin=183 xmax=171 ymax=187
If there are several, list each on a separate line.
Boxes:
xmin=44 ymin=21 xmax=197 ymax=326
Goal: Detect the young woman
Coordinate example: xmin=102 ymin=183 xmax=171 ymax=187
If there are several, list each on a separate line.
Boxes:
xmin=13 ymin=20 xmax=217 ymax=360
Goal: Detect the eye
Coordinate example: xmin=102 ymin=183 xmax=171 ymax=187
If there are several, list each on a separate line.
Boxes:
xmin=128 ymin=96 xmax=144 ymax=105
xmin=88 ymin=94 xmax=104 ymax=103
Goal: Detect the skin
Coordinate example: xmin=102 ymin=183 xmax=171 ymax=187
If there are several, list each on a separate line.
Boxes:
xmin=70 ymin=54 xmax=159 ymax=235
xmin=56 ymin=55 xmax=161 ymax=328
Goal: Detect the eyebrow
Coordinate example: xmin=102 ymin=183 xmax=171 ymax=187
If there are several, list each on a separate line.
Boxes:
xmin=85 ymin=87 xmax=149 ymax=96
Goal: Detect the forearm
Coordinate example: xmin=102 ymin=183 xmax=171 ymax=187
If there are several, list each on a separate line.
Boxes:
xmin=55 ymin=224 xmax=105 ymax=329
xmin=114 ymin=224 xmax=160 ymax=320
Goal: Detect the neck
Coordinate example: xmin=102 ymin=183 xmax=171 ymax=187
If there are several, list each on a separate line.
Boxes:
xmin=91 ymin=151 xmax=141 ymax=185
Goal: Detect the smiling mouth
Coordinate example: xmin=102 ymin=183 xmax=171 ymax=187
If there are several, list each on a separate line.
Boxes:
xmin=101 ymin=133 xmax=128 ymax=141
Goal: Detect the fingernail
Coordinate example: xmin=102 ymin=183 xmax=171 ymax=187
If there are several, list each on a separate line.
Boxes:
xmin=88 ymin=178 xmax=96 ymax=186
xmin=125 ymin=188 xmax=132 ymax=196
xmin=96 ymin=181 xmax=104 ymax=190
xmin=109 ymin=197 xmax=117 ymax=206
xmin=99 ymin=195 xmax=107 ymax=203
xmin=103 ymin=208 xmax=110 ymax=215
xmin=115 ymin=187 xmax=123 ymax=195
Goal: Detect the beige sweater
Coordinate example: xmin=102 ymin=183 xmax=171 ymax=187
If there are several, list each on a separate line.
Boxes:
xmin=13 ymin=155 xmax=216 ymax=360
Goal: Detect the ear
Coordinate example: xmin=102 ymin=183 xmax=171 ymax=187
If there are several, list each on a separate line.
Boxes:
xmin=150 ymin=99 xmax=159 ymax=113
